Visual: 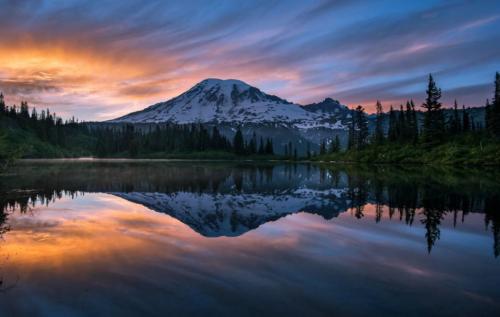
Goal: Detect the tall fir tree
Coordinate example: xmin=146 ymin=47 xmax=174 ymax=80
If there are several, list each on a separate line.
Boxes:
xmin=405 ymin=100 xmax=418 ymax=142
xmin=319 ymin=139 xmax=327 ymax=155
xmin=450 ymin=100 xmax=461 ymax=134
xmin=398 ymin=104 xmax=407 ymax=142
xmin=404 ymin=101 xmax=412 ymax=139
xmin=233 ymin=128 xmax=245 ymax=155
xmin=354 ymin=105 xmax=369 ymax=149
xmin=388 ymin=106 xmax=398 ymax=142
xmin=490 ymin=72 xmax=500 ymax=138
xmin=0 ymin=93 xmax=5 ymax=114
xmin=462 ymin=106 xmax=470 ymax=132
xmin=422 ymin=74 xmax=445 ymax=144
xmin=374 ymin=100 xmax=384 ymax=145
xmin=265 ymin=138 xmax=274 ymax=155
xmin=248 ymin=132 xmax=257 ymax=154
xmin=329 ymin=135 xmax=340 ymax=153
xmin=258 ymin=136 xmax=265 ymax=154
xmin=485 ymin=99 xmax=493 ymax=135
xmin=410 ymin=100 xmax=419 ymax=142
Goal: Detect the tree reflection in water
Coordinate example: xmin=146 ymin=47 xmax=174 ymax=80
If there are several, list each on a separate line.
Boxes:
xmin=0 ymin=162 xmax=499 ymax=256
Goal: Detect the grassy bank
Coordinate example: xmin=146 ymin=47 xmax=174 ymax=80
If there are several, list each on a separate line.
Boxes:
xmin=92 ymin=151 xmax=284 ymax=160
xmin=313 ymin=137 xmax=500 ymax=165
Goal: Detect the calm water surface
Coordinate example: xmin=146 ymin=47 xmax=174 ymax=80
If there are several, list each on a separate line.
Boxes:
xmin=0 ymin=161 xmax=499 ymax=316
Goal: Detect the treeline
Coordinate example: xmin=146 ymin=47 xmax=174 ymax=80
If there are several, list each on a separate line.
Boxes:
xmin=94 ymin=124 xmax=274 ymax=157
xmin=232 ymin=129 xmax=274 ymax=156
xmin=94 ymin=124 xmax=233 ymax=157
xmin=320 ymin=72 xmax=500 ymax=157
xmin=0 ymin=94 xmax=275 ymax=158
xmin=0 ymin=94 xmax=85 ymax=148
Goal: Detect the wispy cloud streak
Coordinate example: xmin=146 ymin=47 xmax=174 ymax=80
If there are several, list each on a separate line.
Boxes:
xmin=0 ymin=0 xmax=498 ymax=118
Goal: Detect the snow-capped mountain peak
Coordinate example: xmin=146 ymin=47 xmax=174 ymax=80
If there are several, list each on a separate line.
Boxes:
xmin=110 ymin=78 xmax=348 ymax=130
xmin=195 ymin=78 xmax=252 ymax=93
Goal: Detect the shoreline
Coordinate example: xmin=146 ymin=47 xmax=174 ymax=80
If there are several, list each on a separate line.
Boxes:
xmin=10 ymin=157 xmax=499 ymax=166
xmin=16 ymin=157 xmax=293 ymax=163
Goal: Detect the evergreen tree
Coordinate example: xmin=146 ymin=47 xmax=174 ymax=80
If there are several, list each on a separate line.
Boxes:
xmin=486 ymin=99 xmax=493 ymax=135
xmin=398 ymin=104 xmax=406 ymax=142
xmin=319 ymin=139 xmax=327 ymax=155
xmin=258 ymin=137 xmax=265 ymax=154
xmin=354 ymin=105 xmax=368 ymax=149
xmin=329 ymin=135 xmax=340 ymax=153
xmin=335 ymin=135 xmax=341 ymax=152
xmin=265 ymin=138 xmax=274 ymax=155
xmin=490 ymin=72 xmax=500 ymax=138
xmin=450 ymin=100 xmax=461 ymax=134
xmin=31 ymin=107 xmax=38 ymax=120
xmin=462 ymin=106 xmax=470 ymax=132
xmin=410 ymin=100 xmax=419 ymax=142
xmin=249 ymin=132 xmax=257 ymax=154
xmin=422 ymin=74 xmax=445 ymax=144
xmin=233 ymin=128 xmax=245 ymax=155
xmin=405 ymin=100 xmax=418 ymax=142
xmin=0 ymin=93 xmax=5 ymax=114
xmin=388 ymin=106 xmax=398 ymax=142
xmin=374 ymin=100 xmax=384 ymax=145
xmin=20 ymin=101 xmax=30 ymax=119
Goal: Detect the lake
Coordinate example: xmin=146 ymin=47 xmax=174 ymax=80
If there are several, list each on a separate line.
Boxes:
xmin=0 ymin=161 xmax=499 ymax=316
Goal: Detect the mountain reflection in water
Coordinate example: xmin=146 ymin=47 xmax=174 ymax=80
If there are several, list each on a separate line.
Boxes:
xmin=0 ymin=162 xmax=499 ymax=316
xmin=1 ymin=162 xmax=499 ymax=255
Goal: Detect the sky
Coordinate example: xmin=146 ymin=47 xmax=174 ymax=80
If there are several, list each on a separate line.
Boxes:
xmin=0 ymin=0 xmax=499 ymax=120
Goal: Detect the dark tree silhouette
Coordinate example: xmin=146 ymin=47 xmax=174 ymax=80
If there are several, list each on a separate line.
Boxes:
xmin=233 ymin=128 xmax=245 ymax=155
xmin=374 ymin=100 xmax=384 ymax=145
xmin=422 ymin=74 xmax=445 ymax=145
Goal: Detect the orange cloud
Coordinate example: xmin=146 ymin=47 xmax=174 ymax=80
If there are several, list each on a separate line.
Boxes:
xmin=0 ymin=38 xmax=307 ymax=120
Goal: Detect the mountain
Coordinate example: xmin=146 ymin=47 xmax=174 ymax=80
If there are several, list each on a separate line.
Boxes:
xmin=302 ymin=97 xmax=348 ymax=115
xmin=112 ymin=78 xmax=350 ymax=129
xmin=112 ymin=188 xmax=348 ymax=237
xmin=110 ymin=79 xmax=352 ymax=153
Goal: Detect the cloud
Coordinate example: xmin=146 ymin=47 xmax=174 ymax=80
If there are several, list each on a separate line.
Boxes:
xmin=0 ymin=79 xmax=61 ymax=95
xmin=0 ymin=0 xmax=498 ymax=118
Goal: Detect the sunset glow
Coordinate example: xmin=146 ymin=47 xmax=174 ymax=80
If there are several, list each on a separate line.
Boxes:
xmin=0 ymin=1 xmax=499 ymax=120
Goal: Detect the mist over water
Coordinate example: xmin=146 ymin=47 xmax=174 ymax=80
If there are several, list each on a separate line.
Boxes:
xmin=0 ymin=161 xmax=499 ymax=316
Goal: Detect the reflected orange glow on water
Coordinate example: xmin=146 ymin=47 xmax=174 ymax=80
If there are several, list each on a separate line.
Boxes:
xmin=0 ymin=194 xmax=305 ymax=274
xmin=0 ymin=192 xmax=499 ymax=315
xmin=1 ymin=195 xmax=190 ymax=267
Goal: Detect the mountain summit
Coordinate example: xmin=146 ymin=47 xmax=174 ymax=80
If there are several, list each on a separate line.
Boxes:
xmin=111 ymin=78 xmax=349 ymax=130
